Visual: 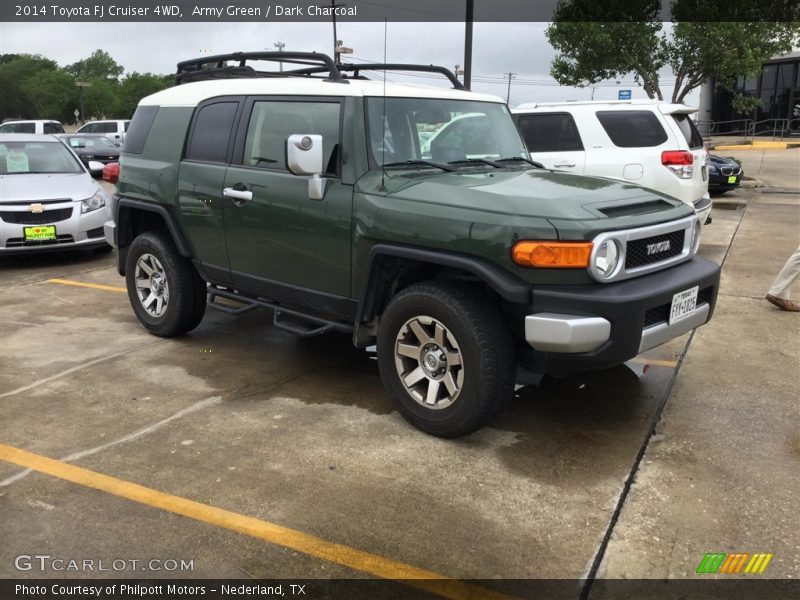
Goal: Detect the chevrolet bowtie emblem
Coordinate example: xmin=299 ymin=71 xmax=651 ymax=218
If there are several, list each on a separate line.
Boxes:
xmin=28 ymin=203 xmax=45 ymax=213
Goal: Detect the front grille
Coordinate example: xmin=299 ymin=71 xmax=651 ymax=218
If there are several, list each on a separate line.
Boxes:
xmin=6 ymin=234 xmax=74 ymax=248
xmin=720 ymin=166 xmax=741 ymax=176
xmin=0 ymin=207 xmax=73 ymax=225
xmin=625 ymin=230 xmax=685 ymax=270
xmin=643 ymin=286 xmax=715 ymax=328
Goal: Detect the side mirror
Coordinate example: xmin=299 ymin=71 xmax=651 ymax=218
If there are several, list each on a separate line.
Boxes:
xmin=286 ymin=134 xmax=327 ymax=200
xmin=87 ymin=160 xmax=105 ymax=177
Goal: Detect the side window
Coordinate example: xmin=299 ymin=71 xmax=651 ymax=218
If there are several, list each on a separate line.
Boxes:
xmin=43 ymin=122 xmax=63 ymax=134
xmin=517 ymin=113 xmax=583 ymax=152
xmin=596 ymin=110 xmax=668 ymax=148
xmin=99 ymin=122 xmax=117 ymax=134
xmin=242 ymin=100 xmax=340 ymax=175
xmin=80 ymin=123 xmax=96 ymax=133
xmin=123 ymin=106 xmax=159 ymax=155
xmin=186 ymin=102 xmax=238 ymax=163
xmin=124 ymin=121 xmax=131 ymax=132
xmin=671 ymin=114 xmax=704 ymax=149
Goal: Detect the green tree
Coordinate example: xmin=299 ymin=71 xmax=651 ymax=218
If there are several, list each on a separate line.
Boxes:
xmin=19 ymin=69 xmax=78 ymax=123
xmin=546 ymin=0 xmax=800 ymax=108
xmin=0 ymin=54 xmax=61 ymax=119
xmin=118 ymin=72 xmax=173 ymax=117
xmin=66 ymin=49 xmax=123 ymax=82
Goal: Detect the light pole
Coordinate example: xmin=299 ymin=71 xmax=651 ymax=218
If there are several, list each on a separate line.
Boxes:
xmin=330 ymin=1 xmax=347 ymax=63
xmin=504 ymin=72 xmax=516 ymax=105
xmin=274 ymin=41 xmax=285 ymax=72
xmin=75 ymin=81 xmax=91 ymax=123
xmin=464 ymin=0 xmax=473 ymax=89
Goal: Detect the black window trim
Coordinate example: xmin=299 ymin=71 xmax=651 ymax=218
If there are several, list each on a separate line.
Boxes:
xmin=182 ymin=96 xmax=246 ymax=166
xmin=230 ymin=95 xmax=345 ymax=178
xmin=515 ymin=111 xmax=585 ymax=153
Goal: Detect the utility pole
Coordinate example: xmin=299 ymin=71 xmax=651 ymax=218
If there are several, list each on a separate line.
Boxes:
xmin=273 ymin=41 xmax=285 ymax=72
xmin=330 ymin=0 xmax=348 ymax=63
xmin=463 ymin=0 xmax=473 ymax=90
xmin=504 ymin=72 xmax=516 ymax=105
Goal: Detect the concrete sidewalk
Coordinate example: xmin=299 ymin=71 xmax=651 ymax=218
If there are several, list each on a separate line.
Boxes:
xmin=593 ymin=151 xmax=800 ymax=583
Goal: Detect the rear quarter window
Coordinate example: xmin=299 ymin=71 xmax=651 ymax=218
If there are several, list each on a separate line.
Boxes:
xmin=596 ymin=110 xmax=668 ymax=148
xmin=672 ymin=114 xmax=704 ymax=149
xmin=43 ymin=122 xmax=64 ymax=134
xmin=186 ymin=101 xmax=238 ymax=163
xmin=123 ymin=106 xmax=160 ymax=154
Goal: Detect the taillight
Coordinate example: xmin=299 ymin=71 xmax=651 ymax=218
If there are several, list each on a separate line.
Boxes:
xmin=661 ymin=150 xmax=694 ymax=179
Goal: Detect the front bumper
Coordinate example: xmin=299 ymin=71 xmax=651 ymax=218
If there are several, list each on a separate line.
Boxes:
xmin=522 ymin=256 xmax=720 ymax=375
xmin=0 ymin=201 xmax=111 ymax=254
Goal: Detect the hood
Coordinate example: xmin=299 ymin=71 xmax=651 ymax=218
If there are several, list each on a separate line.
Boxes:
xmin=368 ymin=167 xmax=688 ymax=222
xmin=0 ymin=173 xmax=98 ymax=203
xmin=708 ymin=154 xmax=739 ymax=167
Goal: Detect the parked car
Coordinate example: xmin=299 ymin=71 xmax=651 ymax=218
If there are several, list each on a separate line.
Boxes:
xmin=106 ymin=51 xmax=719 ymax=437
xmin=707 ymin=154 xmax=742 ymax=194
xmin=57 ymin=134 xmax=121 ymax=169
xmin=511 ymin=101 xmax=712 ymax=225
xmin=0 ymin=134 xmax=110 ymax=253
xmin=102 ymin=162 xmax=119 ymax=184
xmin=0 ymin=120 xmax=65 ymax=134
xmin=75 ymin=119 xmax=130 ymax=144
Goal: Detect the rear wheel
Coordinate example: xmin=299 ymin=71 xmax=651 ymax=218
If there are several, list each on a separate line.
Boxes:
xmin=377 ymin=281 xmax=515 ymax=438
xmin=125 ymin=231 xmax=206 ymax=337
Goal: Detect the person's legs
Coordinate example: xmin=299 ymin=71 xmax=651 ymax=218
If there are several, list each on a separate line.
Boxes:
xmin=766 ymin=246 xmax=800 ymax=311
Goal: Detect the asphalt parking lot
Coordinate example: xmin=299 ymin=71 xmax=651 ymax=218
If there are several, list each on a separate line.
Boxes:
xmin=1 ymin=151 xmax=798 ymax=598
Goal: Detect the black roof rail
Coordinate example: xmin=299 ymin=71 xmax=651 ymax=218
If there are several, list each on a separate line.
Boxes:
xmin=175 ymin=51 xmax=348 ymax=85
xmin=292 ymin=63 xmax=466 ymax=90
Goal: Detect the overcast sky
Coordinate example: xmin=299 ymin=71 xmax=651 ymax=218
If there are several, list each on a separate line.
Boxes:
xmin=0 ymin=20 xmax=698 ymax=107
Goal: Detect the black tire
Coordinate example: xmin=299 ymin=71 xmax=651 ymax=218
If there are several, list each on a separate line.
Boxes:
xmin=125 ymin=230 xmax=206 ymax=337
xmin=377 ymin=281 xmax=515 ymax=438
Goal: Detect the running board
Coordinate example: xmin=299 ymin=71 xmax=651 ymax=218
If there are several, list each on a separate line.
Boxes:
xmin=207 ymin=285 xmax=352 ymax=337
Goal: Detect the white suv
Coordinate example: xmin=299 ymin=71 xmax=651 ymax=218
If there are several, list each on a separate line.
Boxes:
xmin=0 ymin=120 xmax=65 ymax=134
xmin=76 ymin=119 xmax=130 ymax=143
xmin=511 ymin=101 xmax=712 ymax=224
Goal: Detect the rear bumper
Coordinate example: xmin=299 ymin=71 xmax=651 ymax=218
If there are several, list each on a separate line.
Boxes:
xmin=522 ymin=256 xmax=720 ymax=374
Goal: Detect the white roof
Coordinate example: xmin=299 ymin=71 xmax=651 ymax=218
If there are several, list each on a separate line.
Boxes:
xmin=140 ymin=78 xmax=504 ymax=107
xmin=512 ymin=100 xmax=697 ymax=114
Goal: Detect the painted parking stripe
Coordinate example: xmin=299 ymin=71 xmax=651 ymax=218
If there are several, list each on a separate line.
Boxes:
xmin=0 ymin=443 xmax=513 ymax=600
xmin=48 ymin=278 xmax=127 ymax=293
xmin=628 ymin=357 xmax=679 ymax=368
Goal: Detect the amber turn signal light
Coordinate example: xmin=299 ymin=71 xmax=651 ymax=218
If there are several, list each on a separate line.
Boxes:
xmin=512 ymin=241 xmax=593 ymax=268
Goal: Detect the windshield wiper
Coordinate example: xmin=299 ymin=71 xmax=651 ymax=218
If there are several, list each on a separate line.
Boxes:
xmin=382 ymin=160 xmax=455 ymax=172
xmin=495 ymin=156 xmax=544 ymax=168
xmin=447 ymin=158 xmax=502 ymax=168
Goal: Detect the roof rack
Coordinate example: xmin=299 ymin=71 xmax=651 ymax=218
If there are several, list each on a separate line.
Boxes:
xmin=174 ymin=52 xmax=465 ymax=90
xmin=175 ymin=51 xmax=348 ymax=85
xmin=293 ymin=63 xmax=466 ymax=90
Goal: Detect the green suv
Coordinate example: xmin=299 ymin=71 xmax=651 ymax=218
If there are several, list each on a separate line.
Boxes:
xmin=105 ymin=52 xmax=720 ymax=438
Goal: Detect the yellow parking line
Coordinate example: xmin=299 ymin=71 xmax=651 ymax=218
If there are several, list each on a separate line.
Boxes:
xmin=0 ymin=443 xmax=512 ymax=600
xmin=628 ymin=357 xmax=679 ymax=368
xmin=48 ymin=278 xmax=127 ymax=293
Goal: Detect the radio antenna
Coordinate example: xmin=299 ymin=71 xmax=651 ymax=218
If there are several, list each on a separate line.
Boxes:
xmin=379 ymin=18 xmax=388 ymax=192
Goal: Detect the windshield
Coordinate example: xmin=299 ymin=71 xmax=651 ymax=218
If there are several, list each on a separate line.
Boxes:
xmin=0 ymin=141 xmax=84 ymax=174
xmin=68 ymin=136 xmax=116 ymax=148
xmin=366 ymin=98 xmax=528 ymax=167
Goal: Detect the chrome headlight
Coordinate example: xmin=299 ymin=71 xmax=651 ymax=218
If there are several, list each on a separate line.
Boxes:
xmin=594 ymin=239 xmax=621 ymax=279
xmin=81 ymin=189 xmax=107 ymax=214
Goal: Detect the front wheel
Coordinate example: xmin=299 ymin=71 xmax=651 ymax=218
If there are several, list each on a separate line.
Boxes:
xmin=377 ymin=281 xmax=515 ymax=438
xmin=125 ymin=231 xmax=206 ymax=337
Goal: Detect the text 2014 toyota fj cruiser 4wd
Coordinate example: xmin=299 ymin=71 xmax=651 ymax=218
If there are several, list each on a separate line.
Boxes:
xmin=105 ymin=52 xmax=720 ymax=438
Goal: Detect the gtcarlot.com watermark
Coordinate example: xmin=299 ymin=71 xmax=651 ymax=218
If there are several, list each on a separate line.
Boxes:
xmin=15 ymin=554 xmax=194 ymax=573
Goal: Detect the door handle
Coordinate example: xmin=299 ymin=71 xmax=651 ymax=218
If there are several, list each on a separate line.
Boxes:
xmin=553 ymin=161 xmax=576 ymax=168
xmin=223 ymin=187 xmax=253 ymax=204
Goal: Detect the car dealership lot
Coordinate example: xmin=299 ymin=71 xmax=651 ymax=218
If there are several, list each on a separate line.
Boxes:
xmin=1 ymin=152 xmax=798 ymax=596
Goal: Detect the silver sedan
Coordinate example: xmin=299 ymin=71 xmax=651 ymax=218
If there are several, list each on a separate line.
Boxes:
xmin=0 ymin=134 xmax=111 ymax=254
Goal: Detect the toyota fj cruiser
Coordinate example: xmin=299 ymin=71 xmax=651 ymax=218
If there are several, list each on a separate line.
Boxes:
xmin=105 ymin=52 xmax=720 ymax=438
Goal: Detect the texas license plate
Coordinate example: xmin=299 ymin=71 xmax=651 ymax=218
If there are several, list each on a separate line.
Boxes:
xmin=24 ymin=225 xmax=56 ymax=241
xmin=727 ymin=175 xmax=737 ymax=184
xmin=669 ymin=286 xmax=699 ymax=326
